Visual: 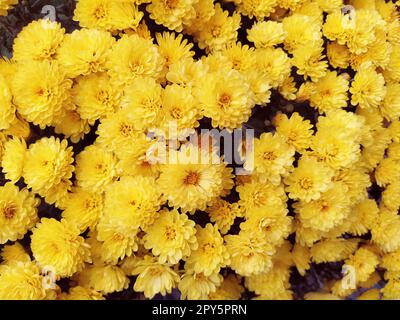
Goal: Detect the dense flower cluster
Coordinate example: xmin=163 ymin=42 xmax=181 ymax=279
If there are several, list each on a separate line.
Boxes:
xmin=1 ymin=0 xmax=400 ymax=300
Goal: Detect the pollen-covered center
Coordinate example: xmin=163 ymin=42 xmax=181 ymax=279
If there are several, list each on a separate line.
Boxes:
xmin=183 ymin=171 xmax=200 ymax=186
xmin=3 ymin=204 xmax=17 ymax=220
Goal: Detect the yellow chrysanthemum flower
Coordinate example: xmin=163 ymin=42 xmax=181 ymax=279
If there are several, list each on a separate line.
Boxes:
xmin=311 ymin=239 xmax=359 ymax=263
xmin=107 ymin=34 xmax=164 ymax=87
xmin=132 ymin=255 xmax=180 ymax=299
xmin=74 ymin=0 xmax=143 ymax=31
xmin=208 ymin=274 xmax=244 ymax=300
xmin=158 ymin=145 xmax=226 ymax=213
xmin=237 ymin=0 xmax=277 ymax=19
xmin=1 ymin=137 xmax=26 ymax=183
xmin=0 ymin=183 xmax=39 ymax=244
xmin=294 ymin=182 xmax=351 ymax=232
xmin=13 ymin=19 xmax=65 ymax=63
xmin=273 ymin=112 xmax=314 ymax=153
xmin=0 ymin=261 xmax=46 ymax=300
xmin=346 ymin=198 xmax=379 ymax=236
xmin=292 ymin=45 xmax=328 ymax=82
xmin=146 ymin=0 xmax=196 ymax=32
xmin=225 ymin=230 xmax=275 ymax=276
xmin=382 ymin=278 xmax=400 ymax=300
xmin=0 ymin=73 xmax=15 ymax=130
xmin=75 ymin=264 xmax=129 ymax=294
xmin=244 ymin=132 xmax=295 ymax=186
xmin=53 ymin=107 xmax=91 ymax=143
xmin=185 ymin=223 xmax=230 ymax=276
xmin=327 ymin=42 xmax=351 ymax=69
xmin=72 ymin=73 xmax=121 ymax=125
xmin=247 ymin=21 xmax=286 ymax=48
xmin=195 ymin=69 xmax=253 ymax=131
xmin=350 ymin=63 xmax=387 ymax=110
xmin=59 ymin=286 xmax=104 ymax=300
xmin=206 ymin=199 xmax=242 ymax=235
xmin=75 ymin=144 xmax=118 ymax=193
xmin=1 ymin=242 xmax=31 ymax=265
xmin=57 ymin=28 xmax=115 ymax=78
xmin=61 ymin=188 xmax=104 ymax=233
xmin=143 ymin=209 xmax=197 ymax=264
xmin=345 ymin=247 xmax=380 ymax=283
xmin=291 ymin=244 xmax=311 ymax=276
xmin=31 ymin=218 xmax=91 ymax=277
xmin=22 ymin=137 xmax=74 ymax=203
xmin=372 ymin=211 xmax=400 ymax=253
xmin=195 ymin=4 xmax=241 ymax=52
xmin=284 ymin=156 xmax=334 ymax=202
xmin=179 ymin=271 xmax=222 ymax=300
xmin=380 ymin=82 xmax=400 ymax=121
xmin=11 ymin=60 xmax=72 ymax=129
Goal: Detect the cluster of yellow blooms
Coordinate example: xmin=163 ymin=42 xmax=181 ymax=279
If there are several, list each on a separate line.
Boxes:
xmin=1 ymin=0 xmax=400 ymax=300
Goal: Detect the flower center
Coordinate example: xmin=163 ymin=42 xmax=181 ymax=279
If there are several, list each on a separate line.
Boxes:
xmin=3 ymin=204 xmax=16 ymax=220
xmin=262 ymin=151 xmax=276 ymax=161
xmin=170 ymin=107 xmax=183 ymax=119
xmin=218 ymin=93 xmax=231 ymax=108
xmin=165 ymin=0 xmax=179 ymax=9
xmin=120 ymin=123 xmax=134 ymax=137
xmin=165 ymin=226 xmax=176 ymax=240
xmin=94 ymin=5 xmax=107 ymax=19
xmin=299 ymin=178 xmax=313 ymax=190
xmin=184 ymin=171 xmax=200 ymax=185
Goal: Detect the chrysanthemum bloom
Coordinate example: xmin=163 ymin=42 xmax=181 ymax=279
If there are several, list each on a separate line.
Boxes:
xmin=72 ymin=73 xmax=121 ymax=124
xmin=345 ymin=198 xmax=379 ymax=236
xmin=244 ymin=132 xmax=295 ymax=186
xmin=59 ymin=286 xmax=104 ymax=300
xmin=74 ymin=0 xmax=143 ymax=31
xmin=282 ymin=14 xmax=322 ymax=53
xmin=22 ymin=137 xmax=74 ymax=202
xmin=179 ymin=271 xmax=222 ymax=300
xmin=382 ymin=181 xmax=400 ymax=213
xmin=61 ymin=189 xmax=104 ymax=232
xmin=121 ymin=77 xmax=163 ymax=130
xmin=375 ymin=158 xmax=400 ymax=187
xmin=237 ymin=0 xmax=277 ymax=20
xmin=216 ymin=42 xmax=256 ymax=74
xmin=380 ymin=82 xmax=400 ymax=121
xmin=146 ymin=0 xmax=195 ymax=32
xmin=247 ymin=21 xmax=286 ymax=48
xmin=158 ymin=145 xmax=227 ymax=213
xmin=225 ymin=230 xmax=275 ymax=276
xmin=195 ymin=4 xmax=241 ymax=52
xmin=157 ymin=84 xmax=201 ymax=139
xmin=0 ymin=261 xmax=46 ymax=300
xmin=12 ymin=60 xmax=72 ymax=128
xmin=96 ymin=108 xmax=149 ymax=159
xmin=310 ymin=239 xmax=359 ymax=264
xmin=382 ymin=278 xmax=400 ymax=300
xmin=196 ymin=69 xmax=254 ymax=131
xmin=240 ymin=204 xmax=292 ymax=247
xmin=255 ymin=48 xmax=291 ymax=89
xmin=166 ymin=58 xmax=208 ymax=88
xmin=31 ymin=218 xmax=91 ymax=277
xmin=350 ymin=63 xmax=387 ymax=110
xmin=345 ymin=247 xmax=380 ymax=283
xmin=292 ymin=45 xmax=328 ymax=82
xmin=206 ymin=199 xmax=242 ymax=235
xmin=309 ymin=71 xmax=349 ymax=113
xmin=0 ymin=183 xmax=39 ymax=244
xmin=75 ymin=264 xmax=129 ymax=294
xmin=75 ymin=145 xmax=118 ymax=192
xmin=245 ymin=265 xmax=292 ymax=299
xmin=273 ymin=112 xmax=314 ymax=153
xmin=57 ymin=28 xmax=115 ymax=78
xmin=0 ymin=74 xmax=15 ymax=130
xmin=143 ymin=209 xmax=197 ymax=264
xmin=12 ymin=19 xmax=64 ymax=63
xmin=237 ymin=177 xmax=287 ymax=207
xmin=1 ymin=242 xmax=31 ymax=265
xmin=292 ymin=244 xmax=311 ymax=276
xmin=284 ymin=156 xmax=334 ymax=202
xmin=53 ymin=107 xmax=91 ymax=143
xmin=294 ymin=182 xmax=351 ymax=233
xmin=327 ymin=42 xmax=351 ymax=69
xmin=107 ymin=34 xmax=164 ymax=87
xmin=310 ymin=130 xmax=360 ymax=170
xmin=372 ymin=211 xmax=400 ymax=253
xmin=132 ymin=255 xmax=180 ymax=299
xmin=383 ymin=44 xmax=400 ymax=82
xmin=185 ymin=223 xmax=230 ymax=276
xmin=1 ymin=137 xmax=26 ymax=183
xmin=208 ymin=274 xmax=244 ymax=300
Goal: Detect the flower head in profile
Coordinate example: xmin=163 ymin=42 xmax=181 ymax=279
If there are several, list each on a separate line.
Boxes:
xmin=132 ymin=255 xmax=180 ymax=299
